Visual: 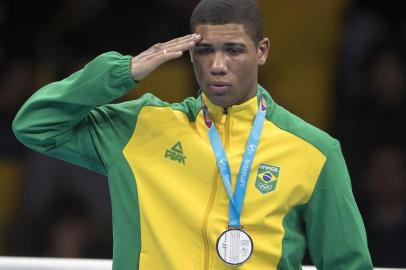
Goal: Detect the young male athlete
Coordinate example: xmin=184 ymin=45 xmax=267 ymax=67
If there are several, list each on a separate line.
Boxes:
xmin=13 ymin=0 xmax=373 ymax=269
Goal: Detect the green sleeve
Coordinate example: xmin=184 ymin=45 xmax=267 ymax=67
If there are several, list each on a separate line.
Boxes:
xmin=12 ymin=51 xmax=138 ymax=175
xmin=304 ymin=141 xmax=373 ymax=269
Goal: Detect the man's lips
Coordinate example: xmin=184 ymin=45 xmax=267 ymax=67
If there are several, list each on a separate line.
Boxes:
xmin=207 ymin=82 xmax=231 ymax=94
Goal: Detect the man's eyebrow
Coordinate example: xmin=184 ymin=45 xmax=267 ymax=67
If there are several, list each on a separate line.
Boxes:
xmin=195 ymin=42 xmax=247 ymax=48
xmin=224 ymin=42 xmax=246 ymax=48
xmin=195 ymin=43 xmax=213 ymax=48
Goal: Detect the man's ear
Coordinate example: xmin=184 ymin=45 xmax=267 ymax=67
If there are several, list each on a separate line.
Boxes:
xmin=258 ymin=38 xmax=270 ymax=66
xmin=189 ymin=48 xmax=194 ymax=63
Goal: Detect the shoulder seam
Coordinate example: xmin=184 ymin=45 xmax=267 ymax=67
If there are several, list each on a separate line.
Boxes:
xmin=303 ymin=141 xmax=339 ymax=208
xmin=142 ymin=100 xmax=202 ymax=122
xmin=266 ymin=116 xmax=329 ymax=159
xmin=106 ymin=102 xmax=144 ymax=171
xmin=267 ymin=104 xmax=337 ymax=158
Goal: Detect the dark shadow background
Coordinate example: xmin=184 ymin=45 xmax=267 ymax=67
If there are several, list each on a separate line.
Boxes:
xmin=0 ymin=0 xmax=405 ymax=267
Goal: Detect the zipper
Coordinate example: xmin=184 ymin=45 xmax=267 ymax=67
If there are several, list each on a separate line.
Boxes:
xmin=202 ymin=113 xmax=231 ymax=270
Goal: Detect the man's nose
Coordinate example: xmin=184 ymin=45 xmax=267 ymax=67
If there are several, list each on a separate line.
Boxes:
xmin=210 ymin=52 xmax=227 ymax=76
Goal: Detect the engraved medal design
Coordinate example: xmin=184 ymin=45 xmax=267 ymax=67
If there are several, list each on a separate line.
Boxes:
xmin=216 ymin=228 xmax=253 ymax=266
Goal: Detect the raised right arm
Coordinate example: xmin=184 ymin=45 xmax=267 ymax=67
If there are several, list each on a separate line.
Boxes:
xmin=12 ymin=52 xmax=138 ymax=174
xmin=12 ymin=34 xmax=201 ymax=175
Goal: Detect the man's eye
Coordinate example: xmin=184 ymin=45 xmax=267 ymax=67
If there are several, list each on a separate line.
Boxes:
xmin=227 ymin=48 xmax=242 ymax=55
xmin=195 ymin=48 xmax=213 ymax=55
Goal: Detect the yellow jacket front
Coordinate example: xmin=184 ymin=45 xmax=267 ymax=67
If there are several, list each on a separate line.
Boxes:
xmin=13 ymin=52 xmax=373 ymax=270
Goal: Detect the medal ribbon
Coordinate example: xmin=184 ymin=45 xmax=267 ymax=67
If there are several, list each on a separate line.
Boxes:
xmin=202 ymin=95 xmax=267 ymax=227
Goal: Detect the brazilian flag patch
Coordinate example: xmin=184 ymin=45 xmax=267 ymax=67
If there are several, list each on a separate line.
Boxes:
xmin=255 ymin=164 xmax=280 ymax=194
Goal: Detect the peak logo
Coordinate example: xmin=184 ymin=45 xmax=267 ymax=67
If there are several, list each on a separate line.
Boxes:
xmin=164 ymin=141 xmax=186 ymax=164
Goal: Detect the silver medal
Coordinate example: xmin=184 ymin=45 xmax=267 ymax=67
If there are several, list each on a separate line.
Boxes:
xmin=216 ymin=228 xmax=253 ymax=265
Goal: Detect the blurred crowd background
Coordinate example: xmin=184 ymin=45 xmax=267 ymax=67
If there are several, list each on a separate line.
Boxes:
xmin=0 ymin=0 xmax=405 ymax=267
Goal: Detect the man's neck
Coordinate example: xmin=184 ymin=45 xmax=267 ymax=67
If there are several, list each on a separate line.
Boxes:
xmin=223 ymin=84 xmax=258 ymax=112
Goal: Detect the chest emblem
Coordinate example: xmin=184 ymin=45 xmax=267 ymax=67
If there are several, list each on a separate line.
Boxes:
xmin=255 ymin=164 xmax=280 ymax=194
xmin=164 ymin=141 xmax=187 ymax=164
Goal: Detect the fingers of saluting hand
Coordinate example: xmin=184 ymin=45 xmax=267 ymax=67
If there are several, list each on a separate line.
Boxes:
xmin=134 ymin=34 xmax=201 ymax=60
xmin=143 ymin=38 xmax=201 ymax=61
xmin=160 ymin=33 xmax=201 ymax=47
xmin=131 ymin=34 xmax=201 ymax=81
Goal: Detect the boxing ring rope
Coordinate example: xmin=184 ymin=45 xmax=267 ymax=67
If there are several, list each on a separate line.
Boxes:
xmin=0 ymin=257 xmax=111 ymax=270
xmin=0 ymin=257 xmax=401 ymax=270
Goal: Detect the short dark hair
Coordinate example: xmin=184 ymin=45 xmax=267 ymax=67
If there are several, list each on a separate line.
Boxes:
xmin=190 ymin=0 xmax=264 ymax=45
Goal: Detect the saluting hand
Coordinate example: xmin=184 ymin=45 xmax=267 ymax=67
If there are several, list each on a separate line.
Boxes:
xmin=131 ymin=33 xmax=201 ymax=81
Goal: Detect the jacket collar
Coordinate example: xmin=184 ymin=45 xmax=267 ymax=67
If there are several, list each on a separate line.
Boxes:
xmin=201 ymin=85 xmax=273 ymax=123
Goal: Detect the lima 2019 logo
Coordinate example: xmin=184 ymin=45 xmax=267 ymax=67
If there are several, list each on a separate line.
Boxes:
xmin=255 ymin=164 xmax=280 ymax=194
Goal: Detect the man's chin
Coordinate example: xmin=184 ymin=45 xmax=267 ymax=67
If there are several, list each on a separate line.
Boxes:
xmin=204 ymin=92 xmax=233 ymax=108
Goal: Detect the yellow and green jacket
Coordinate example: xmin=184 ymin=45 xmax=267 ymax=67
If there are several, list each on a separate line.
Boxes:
xmin=13 ymin=52 xmax=373 ymax=270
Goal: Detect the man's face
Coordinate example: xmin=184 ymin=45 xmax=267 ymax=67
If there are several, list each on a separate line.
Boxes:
xmin=190 ymin=24 xmax=269 ymax=108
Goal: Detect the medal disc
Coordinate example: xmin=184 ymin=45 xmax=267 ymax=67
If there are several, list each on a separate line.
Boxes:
xmin=216 ymin=228 xmax=253 ymax=265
